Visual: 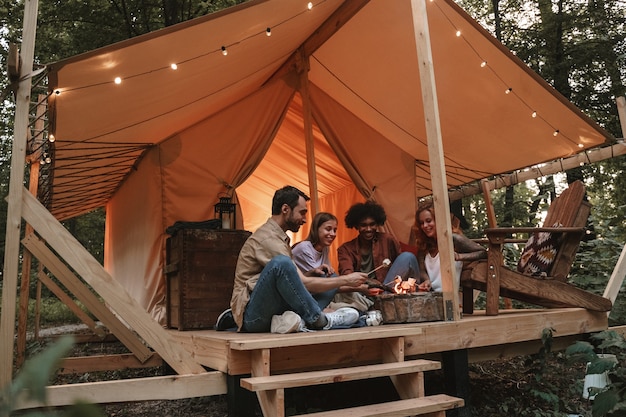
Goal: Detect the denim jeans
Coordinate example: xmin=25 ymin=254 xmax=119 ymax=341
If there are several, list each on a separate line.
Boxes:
xmin=242 ymin=255 xmax=323 ymax=332
xmin=383 ymin=251 xmax=420 ymax=285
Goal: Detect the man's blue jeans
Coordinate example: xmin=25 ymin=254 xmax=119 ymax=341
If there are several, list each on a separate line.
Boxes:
xmin=383 ymin=251 xmax=419 ymax=285
xmin=242 ymin=255 xmax=323 ymax=332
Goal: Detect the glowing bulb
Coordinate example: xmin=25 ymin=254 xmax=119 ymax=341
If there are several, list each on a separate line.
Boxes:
xmin=45 ymin=156 xmax=51 ymax=164
xmin=49 ymin=134 xmax=55 ymax=143
xmin=221 ymin=46 xmax=228 ymax=56
xmin=553 ymin=130 xmax=559 ymax=136
xmin=578 ymin=143 xmax=584 ymax=148
xmin=480 ymin=61 xmax=487 ymax=67
xmin=307 ymin=2 xmax=313 ymax=10
xmin=114 ymin=77 xmax=122 ymax=84
xmin=531 ymin=111 xmax=537 ymax=118
xmin=456 ymin=30 xmax=461 ymax=37
xmin=266 ymin=27 xmax=272 ymax=36
xmin=170 ymin=63 xmax=178 ymax=70
xmin=505 ymin=88 xmax=512 ymax=94
xmin=40 ymin=159 xmax=46 ymax=165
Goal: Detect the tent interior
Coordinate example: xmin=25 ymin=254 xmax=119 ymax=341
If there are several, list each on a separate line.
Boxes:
xmin=42 ymin=0 xmax=610 ymax=323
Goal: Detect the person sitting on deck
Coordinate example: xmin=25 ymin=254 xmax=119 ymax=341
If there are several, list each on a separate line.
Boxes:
xmin=410 ymin=200 xmax=487 ymax=292
xmin=228 ymin=186 xmax=367 ymax=334
xmin=337 ymin=201 xmax=419 ymax=311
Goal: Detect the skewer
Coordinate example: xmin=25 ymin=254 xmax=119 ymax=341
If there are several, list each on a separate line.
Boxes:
xmin=367 ymin=258 xmax=391 ymax=276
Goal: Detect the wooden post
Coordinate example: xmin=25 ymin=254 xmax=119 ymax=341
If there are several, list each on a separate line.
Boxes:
xmin=617 ymin=96 xmax=626 ymax=138
xmin=0 ymin=0 xmax=39 ymax=388
xmin=298 ymin=49 xmax=320 ymax=215
xmin=16 ymin=94 xmax=47 ymax=367
xmin=410 ymin=0 xmax=460 ymax=320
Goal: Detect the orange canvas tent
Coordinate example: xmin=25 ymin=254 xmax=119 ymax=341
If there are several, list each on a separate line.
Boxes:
xmin=42 ymin=0 xmax=610 ymax=322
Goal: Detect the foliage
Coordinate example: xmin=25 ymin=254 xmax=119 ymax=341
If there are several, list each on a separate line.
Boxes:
xmin=0 ymin=335 xmax=104 ymax=416
xmin=566 ymin=330 xmax=626 ymax=416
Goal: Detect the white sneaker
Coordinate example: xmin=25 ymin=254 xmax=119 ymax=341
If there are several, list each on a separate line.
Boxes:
xmin=323 ymin=307 xmax=360 ymax=330
xmin=271 ymin=311 xmax=306 ymax=334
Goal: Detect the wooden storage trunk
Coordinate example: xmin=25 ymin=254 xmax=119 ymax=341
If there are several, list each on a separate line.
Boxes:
xmin=165 ymin=229 xmax=251 ymax=330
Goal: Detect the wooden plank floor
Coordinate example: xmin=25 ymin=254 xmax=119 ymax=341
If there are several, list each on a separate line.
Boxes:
xmin=167 ymin=308 xmax=608 ymax=375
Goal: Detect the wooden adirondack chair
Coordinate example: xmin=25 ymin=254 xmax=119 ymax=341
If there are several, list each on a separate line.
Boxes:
xmin=461 ymin=180 xmax=612 ymax=315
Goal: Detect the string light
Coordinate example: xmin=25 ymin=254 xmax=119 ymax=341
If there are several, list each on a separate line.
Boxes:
xmin=505 ymin=88 xmax=512 ymax=94
xmin=553 ymin=130 xmax=559 ymax=136
xmin=480 ymin=61 xmax=487 ymax=68
xmin=54 ymin=90 xmax=61 ymax=95
xmin=531 ymin=111 xmax=537 ymax=118
xmin=114 ymin=77 xmax=122 ymax=84
xmin=307 ymin=2 xmax=313 ymax=10
xmin=221 ymin=46 xmax=228 ymax=56
xmin=578 ymin=143 xmax=584 ymax=148
xmin=170 ymin=63 xmax=178 ymax=70
xmin=49 ymin=134 xmax=55 ymax=142
xmin=266 ymin=27 xmax=272 ymax=37
xmin=455 ymin=30 xmax=461 ymax=37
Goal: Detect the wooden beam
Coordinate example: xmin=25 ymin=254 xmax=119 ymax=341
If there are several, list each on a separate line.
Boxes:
xmin=58 ymin=353 xmax=163 ymax=375
xmin=603 ymin=244 xmax=626 ymax=307
xmin=617 ymin=96 xmax=626 ymax=138
xmin=36 ymin=271 xmax=100 ymax=334
xmin=448 ymin=142 xmax=626 ymax=201
xmin=22 ymin=234 xmax=151 ymax=361
xmin=14 ymin=372 xmax=226 ymax=410
xmin=299 ymin=52 xmax=320 ymax=214
xmin=411 ymin=0 xmax=459 ymax=321
xmin=267 ymin=0 xmax=370 ymax=84
xmin=0 ymin=0 xmax=39 ymax=388
xmin=16 ymin=93 xmax=48 ymax=367
xmin=20 ymin=191 xmax=205 ymax=375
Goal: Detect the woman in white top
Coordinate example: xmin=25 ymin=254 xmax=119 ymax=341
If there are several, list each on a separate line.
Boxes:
xmin=410 ymin=201 xmax=486 ymax=292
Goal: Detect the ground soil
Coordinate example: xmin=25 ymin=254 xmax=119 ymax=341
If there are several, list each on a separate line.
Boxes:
xmin=41 ymin=325 xmax=595 ymax=417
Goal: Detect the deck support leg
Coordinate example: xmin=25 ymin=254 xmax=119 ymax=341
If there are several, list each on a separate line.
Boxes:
xmin=442 ymin=349 xmax=471 ymax=417
xmin=227 ymin=374 xmax=258 ymax=417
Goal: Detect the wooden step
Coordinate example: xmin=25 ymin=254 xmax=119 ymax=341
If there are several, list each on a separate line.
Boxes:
xmin=240 ymin=359 xmax=441 ymax=391
xmin=299 ymin=394 xmax=464 ymax=417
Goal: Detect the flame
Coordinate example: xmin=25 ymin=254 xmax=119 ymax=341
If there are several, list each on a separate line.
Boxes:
xmin=392 ymin=276 xmax=418 ymax=294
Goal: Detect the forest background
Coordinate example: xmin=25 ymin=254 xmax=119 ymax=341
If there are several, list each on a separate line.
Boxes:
xmin=0 ymin=0 xmax=625 ymax=328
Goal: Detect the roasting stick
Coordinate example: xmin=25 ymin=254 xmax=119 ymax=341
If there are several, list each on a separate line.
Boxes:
xmin=367 ymin=258 xmax=391 ymax=277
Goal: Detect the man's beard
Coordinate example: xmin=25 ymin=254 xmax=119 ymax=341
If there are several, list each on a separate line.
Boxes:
xmin=285 ymin=216 xmax=301 ymax=233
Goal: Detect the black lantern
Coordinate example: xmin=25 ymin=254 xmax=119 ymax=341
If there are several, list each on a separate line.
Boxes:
xmin=215 ymin=196 xmax=236 ymax=230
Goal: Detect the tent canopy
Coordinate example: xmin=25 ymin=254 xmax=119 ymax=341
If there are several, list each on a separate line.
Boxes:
xmin=43 ymin=0 xmax=610 ymax=320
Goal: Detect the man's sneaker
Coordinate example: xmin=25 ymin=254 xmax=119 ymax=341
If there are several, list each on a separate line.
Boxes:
xmin=214 ymin=308 xmax=236 ymax=331
xmin=323 ymin=307 xmax=360 ymax=330
xmin=271 ymin=311 xmax=306 ymax=334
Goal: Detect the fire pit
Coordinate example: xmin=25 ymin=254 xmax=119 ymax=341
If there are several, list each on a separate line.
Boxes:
xmin=374 ymin=292 xmax=444 ymax=323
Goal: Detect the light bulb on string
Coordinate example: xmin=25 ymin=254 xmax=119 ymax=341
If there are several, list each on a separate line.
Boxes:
xmin=170 ymin=63 xmax=178 ymax=70
xmin=505 ymin=88 xmax=512 ymax=94
xmin=114 ymin=77 xmax=122 ymax=84
xmin=48 ymin=134 xmax=55 ymax=143
xmin=266 ymin=27 xmax=272 ymax=37
xmin=578 ymin=143 xmax=584 ymax=148
xmin=531 ymin=111 xmax=537 ymax=118
xmin=307 ymin=2 xmax=313 ymax=10
xmin=480 ymin=61 xmax=487 ymax=68
xmin=221 ymin=46 xmax=228 ymax=56
xmin=455 ymin=30 xmax=461 ymax=37
xmin=553 ymin=130 xmax=559 ymax=137
xmin=45 ymin=155 xmax=52 ymax=164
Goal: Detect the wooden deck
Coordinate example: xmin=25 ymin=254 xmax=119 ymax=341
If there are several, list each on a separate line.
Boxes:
xmin=168 ymin=307 xmax=608 ymax=376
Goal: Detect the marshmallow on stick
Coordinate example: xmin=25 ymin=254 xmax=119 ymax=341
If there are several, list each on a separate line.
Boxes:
xmin=368 ymin=258 xmax=391 ymax=276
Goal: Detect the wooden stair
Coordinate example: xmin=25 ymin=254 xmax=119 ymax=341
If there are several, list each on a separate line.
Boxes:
xmin=240 ymin=359 xmax=464 ymax=417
